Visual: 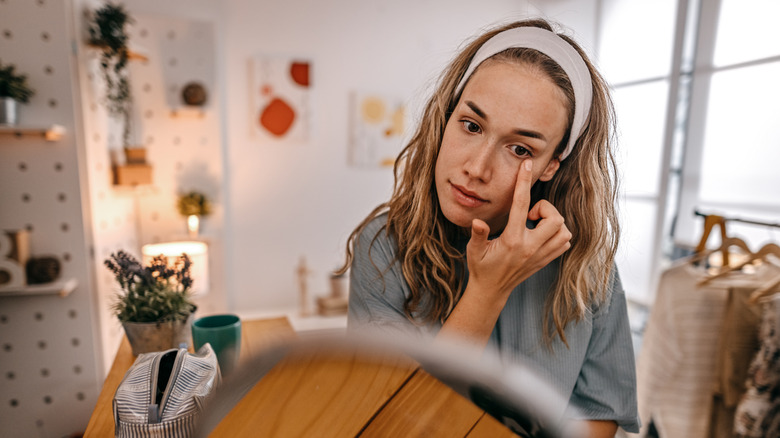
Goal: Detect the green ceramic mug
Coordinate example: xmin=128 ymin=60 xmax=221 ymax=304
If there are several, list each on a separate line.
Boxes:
xmin=192 ymin=314 xmax=241 ymax=376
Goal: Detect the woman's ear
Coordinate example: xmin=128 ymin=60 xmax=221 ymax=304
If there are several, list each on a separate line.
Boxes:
xmin=539 ymin=158 xmax=560 ymax=182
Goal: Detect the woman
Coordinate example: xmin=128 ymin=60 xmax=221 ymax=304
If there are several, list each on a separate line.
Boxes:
xmin=340 ymin=18 xmax=639 ymax=436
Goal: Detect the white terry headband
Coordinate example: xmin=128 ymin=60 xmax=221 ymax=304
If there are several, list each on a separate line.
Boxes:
xmin=455 ymin=27 xmax=592 ymax=160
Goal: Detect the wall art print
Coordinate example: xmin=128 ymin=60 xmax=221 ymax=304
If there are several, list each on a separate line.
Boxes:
xmin=348 ymin=92 xmax=405 ymax=168
xmin=252 ymin=55 xmax=312 ymax=142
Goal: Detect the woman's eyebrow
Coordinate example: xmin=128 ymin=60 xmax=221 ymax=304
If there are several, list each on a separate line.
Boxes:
xmin=465 ymin=100 xmax=546 ymax=142
xmin=465 ymin=101 xmax=487 ymax=119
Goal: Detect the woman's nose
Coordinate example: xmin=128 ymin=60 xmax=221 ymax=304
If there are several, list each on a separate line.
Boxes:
xmin=463 ymin=142 xmax=493 ymax=182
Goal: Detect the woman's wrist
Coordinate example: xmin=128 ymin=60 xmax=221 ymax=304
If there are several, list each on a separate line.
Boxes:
xmin=437 ymin=281 xmax=511 ymax=346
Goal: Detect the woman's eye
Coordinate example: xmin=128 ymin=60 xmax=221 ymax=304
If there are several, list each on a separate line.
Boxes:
xmin=461 ymin=120 xmax=481 ymax=133
xmin=510 ymin=145 xmax=531 ymax=157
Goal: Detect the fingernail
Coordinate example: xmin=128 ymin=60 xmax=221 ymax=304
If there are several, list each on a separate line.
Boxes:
xmin=523 ymin=160 xmax=532 ymax=171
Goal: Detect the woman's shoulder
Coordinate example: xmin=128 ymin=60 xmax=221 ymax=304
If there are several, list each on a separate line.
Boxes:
xmin=354 ymin=212 xmax=397 ymax=258
xmin=589 ymin=265 xmax=625 ymax=320
xmin=361 ymin=211 xmax=389 ymax=237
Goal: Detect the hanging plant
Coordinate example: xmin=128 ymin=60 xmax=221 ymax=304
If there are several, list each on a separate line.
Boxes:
xmin=177 ymin=191 xmax=213 ymax=217
xmin=0 ymin=60 xmax=35 ymax=103
xmin=88 ymin=2 xmax=134 ymax=146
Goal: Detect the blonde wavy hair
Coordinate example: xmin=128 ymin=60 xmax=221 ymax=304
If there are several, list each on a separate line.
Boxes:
xmin=339 ymin=18 xmax=620 ymax=345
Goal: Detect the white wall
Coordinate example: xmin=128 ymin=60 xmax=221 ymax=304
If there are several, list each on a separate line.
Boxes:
xmin=222 ymin=0 xmax=536 ymax=311
xmin=0 ymin=1 xmax=103 ymax=436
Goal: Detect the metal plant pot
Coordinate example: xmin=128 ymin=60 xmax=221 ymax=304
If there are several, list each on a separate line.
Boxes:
xmin=0 ymin=97 xmax=18 ymax=126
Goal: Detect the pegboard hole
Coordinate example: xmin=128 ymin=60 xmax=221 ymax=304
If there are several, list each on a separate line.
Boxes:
xmin=43 ymin=396 xmax=52 ymax=404
xmin=54 ymin=162 xmax=63 ymax=171
xmin=0 ymin=314 xmax=7 ymax=323
xmin=73 ymin=365 xmax=82 ymax=375
xmin=3 ymin=343 xmax=12 ymax=352
xmin=76 ymin=392 xmax=85 ymax=401
xmin=10 ymin=399 xmax=18 ymax=407
xmin=58 ymin=193 xmax=66 ymax=202
xmin=18 ymin=162 xmax=27 ymax=171
xmin=25 ymin=224 xmax=33 ymax=232
xmin=63 ymin=252 xmax=71 ymax=262
xmin=71 ymin=338 xmax=80 ymax=347
xmin=48 ymin=99 xmax=57 ymax=108
xmin=34 ymin=312 xmax=43 ymax=321
xmin=68 ymin=309 xmax=77 ymax=319
xmin=6 ymin=371 xmax=15 ymax=380
xmin=37 ymin=341 xmax=46 ymax=350
xmin=61 ymin=223 xmax=69 ymax=232
xmin=41 ymin=32 xmax=50 ymax=42
xmin=40 ymin=368 xmax=49 ymax=377
xmin=44 ymin=65 xmax=53 ymax=75
xmin=3 ymin=30 xmax=12 ymax=39
xmin=22 ymin=193 xmax=31 ymax=202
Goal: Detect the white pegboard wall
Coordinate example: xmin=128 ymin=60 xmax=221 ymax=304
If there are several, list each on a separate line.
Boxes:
xmin=75 ymin=6 xmax=227 ymax=374
xmin=0 ymin=0 xmax=102 ymax=437
xmin=123 ymin=12 xmax=225 ymax=317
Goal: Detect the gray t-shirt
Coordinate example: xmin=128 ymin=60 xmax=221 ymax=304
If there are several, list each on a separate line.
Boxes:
xmin=347 ymin=213 xmax=640 ymax=433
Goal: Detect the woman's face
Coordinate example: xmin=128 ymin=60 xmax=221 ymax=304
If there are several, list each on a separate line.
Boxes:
xmin=434 ymin=60 xmax=568 ymax=233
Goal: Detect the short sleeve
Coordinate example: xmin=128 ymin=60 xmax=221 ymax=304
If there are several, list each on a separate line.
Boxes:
xmin=565 ymin=270 xmax=641 ymax=433
xmin=347 ymin=215 xmax=434 ymax=338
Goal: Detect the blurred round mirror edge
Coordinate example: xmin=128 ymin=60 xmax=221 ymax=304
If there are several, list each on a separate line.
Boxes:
xmin=193 ymin=330 xmax=585 ymax=438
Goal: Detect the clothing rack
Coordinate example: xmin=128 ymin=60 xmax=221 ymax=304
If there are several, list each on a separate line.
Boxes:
xmin=695 ymin=209 xmax=780 ymax=230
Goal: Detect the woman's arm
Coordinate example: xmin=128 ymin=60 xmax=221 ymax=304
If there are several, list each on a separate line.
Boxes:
xmin=571 ymin=420 xmax=618 ymax=438
xmin=438 ymin=160 xmax=571 ymax=345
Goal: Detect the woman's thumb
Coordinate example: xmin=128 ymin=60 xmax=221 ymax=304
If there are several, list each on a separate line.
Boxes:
xmin=468 ymin=219 xmax=490 ymax=255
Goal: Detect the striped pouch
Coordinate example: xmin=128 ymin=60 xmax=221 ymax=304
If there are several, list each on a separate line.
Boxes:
xmin=113 ymin=344 xmax=221 ymax=437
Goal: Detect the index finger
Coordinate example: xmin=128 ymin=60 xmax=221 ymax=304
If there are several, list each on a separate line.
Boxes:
xmin=504 ymin=159 xmax=534 ymax=234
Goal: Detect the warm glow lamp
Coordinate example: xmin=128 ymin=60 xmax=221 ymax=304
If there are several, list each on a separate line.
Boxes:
xmin=142 ymin=241 xmax=209 ymax=296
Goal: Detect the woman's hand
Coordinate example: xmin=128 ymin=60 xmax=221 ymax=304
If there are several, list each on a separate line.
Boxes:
xmin=466 ymin=160 xmax=572 ymax=297
xmin=438 ymin=160 xmax=571 ymax=345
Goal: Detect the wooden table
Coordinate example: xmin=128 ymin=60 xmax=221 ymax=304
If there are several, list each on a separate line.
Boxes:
xmin=83 ymin=317 xmax=515 ymax=437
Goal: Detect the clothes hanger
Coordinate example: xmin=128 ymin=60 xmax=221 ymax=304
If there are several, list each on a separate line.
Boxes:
xmin=687 ymin=236 xmax=753 ymax=266
xmin=693 ymin=214 xmax=731 ymax=267
xmin=748 ymin=272 xmax=780 ymax=304
xmin=699 ymin=242 xmax=780 ymax=287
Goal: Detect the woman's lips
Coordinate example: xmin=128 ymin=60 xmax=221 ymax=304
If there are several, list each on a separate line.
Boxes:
xmin=451 ymin=183 xmax=487 ymax=208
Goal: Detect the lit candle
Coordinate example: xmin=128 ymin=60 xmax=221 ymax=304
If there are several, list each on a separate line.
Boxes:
xmin=187 ymin=214 xmax=200 ymax=238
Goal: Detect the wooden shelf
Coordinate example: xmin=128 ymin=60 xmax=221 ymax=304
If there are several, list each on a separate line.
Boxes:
xmin=0 ymin=277 xmax=78 ymax=297
xmin=87 ymin=42 xmax=149 ymax=62
xmin=0 ymin=124 xmax=66 ymax=141
xmin=170 ymin=106 xmax=206 ymax=119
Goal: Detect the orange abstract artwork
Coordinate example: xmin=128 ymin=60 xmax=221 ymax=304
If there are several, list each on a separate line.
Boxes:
xmin=290 ymin=62 xmax=310 ymax=87
xmin=260 ymin=98 xmax=296 ymax=137
xmin=252 ymin=56 xmax=312 ymax=141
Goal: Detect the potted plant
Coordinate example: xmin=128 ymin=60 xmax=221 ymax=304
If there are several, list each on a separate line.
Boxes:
xmin=177 ymin=191 xmax=213 ymax=237
xmin=0 ymin=60 xmax=35 ymax=126
xmin=88 ymin=2 xmax=133 ymax=147
xmin=105 ymin=250 xmax=197 ymax=355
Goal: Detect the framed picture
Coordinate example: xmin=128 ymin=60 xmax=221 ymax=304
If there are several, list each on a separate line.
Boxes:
xmin=251 ymin=55 xmax=312 ymax=142
xmin=348 ymin=92 xmax=405 ymax=167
